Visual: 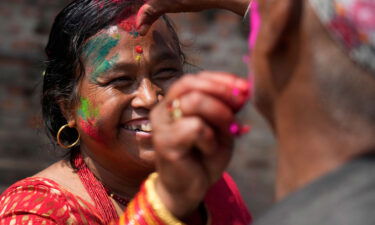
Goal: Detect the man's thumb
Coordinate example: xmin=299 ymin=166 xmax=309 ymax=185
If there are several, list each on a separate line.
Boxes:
xmin=136 ymin=2 xmax=161 ymax=36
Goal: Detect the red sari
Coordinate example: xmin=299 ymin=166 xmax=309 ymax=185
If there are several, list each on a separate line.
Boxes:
xmin=0 ymin=173 xmax=251 ymax=225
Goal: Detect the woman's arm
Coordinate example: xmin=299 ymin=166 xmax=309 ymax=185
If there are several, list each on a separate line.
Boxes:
xmin=136 ymin=0 xmax=251 ymax=35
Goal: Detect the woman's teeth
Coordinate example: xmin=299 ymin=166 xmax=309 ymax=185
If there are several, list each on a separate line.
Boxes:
xmin=123 ymin=123 xmax=152 ymax=132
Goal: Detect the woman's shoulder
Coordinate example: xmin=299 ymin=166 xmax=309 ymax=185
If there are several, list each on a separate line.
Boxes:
xmin=0 ymin=176 xmax=69 ymax=205
xmin=204 ymin=172 xmax=252 ymax=225
xmin=0 ymin=177 xmax=102 ymax=224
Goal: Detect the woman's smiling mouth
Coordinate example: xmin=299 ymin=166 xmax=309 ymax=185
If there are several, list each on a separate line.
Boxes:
xmin=122 ymin=123 xmax=152 ymax=133
xmin=121 ymin=118 xmax=152 ymax=136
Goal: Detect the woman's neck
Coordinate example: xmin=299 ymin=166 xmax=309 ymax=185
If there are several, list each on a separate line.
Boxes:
xmin=80 ymin=151 xmax=152 ymax=199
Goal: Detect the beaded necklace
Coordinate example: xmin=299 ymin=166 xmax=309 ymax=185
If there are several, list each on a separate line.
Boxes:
xmin=74 ymin=153 xmax=130 ymax=224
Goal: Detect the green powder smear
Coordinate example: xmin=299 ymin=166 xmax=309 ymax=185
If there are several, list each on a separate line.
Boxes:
xmin=92 ymin=54 xmax=119 ymax=79
xmin=83 ymin=33 xmax=120 ymax=83
xmin=78 ymin=98 xmax=99 ymax=121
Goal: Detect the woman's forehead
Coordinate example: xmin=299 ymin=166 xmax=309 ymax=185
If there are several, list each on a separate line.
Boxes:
xmin=82 ymin=19 xmax=179 ymax=65
xmin=86 ymin=19 xmax=173 ymax=48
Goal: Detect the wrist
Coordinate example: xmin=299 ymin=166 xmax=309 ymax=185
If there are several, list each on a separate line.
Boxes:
xmin=120 ymin=173 xmax=209 ymax=225
xmin=155 ymin=175 xmax=202 ymax=219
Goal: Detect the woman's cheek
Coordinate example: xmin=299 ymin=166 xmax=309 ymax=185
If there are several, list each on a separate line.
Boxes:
xmin=79 ymin=119 xmax=103 ymax=143
xmin=77 ymin=97 xmax=105 ymax=144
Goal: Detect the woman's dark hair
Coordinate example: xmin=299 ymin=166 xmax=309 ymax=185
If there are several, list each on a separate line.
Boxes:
xmin=42 ymin=0 xmax=185 ymax=161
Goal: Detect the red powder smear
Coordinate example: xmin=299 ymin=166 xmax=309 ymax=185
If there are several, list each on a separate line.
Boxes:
xmin=240 ymin=125 xmax=251 ymax=134
xmin=111 ymin=0 xmax=122 ymax=3
xmin=94 ymin=0 xmax=104 ymax=9
xmin=118 ymin=14 xmax=136 ymax=32
xmin=119 ymin=20 xmax=133 ymax=32
xmin=135 ymin=45 xmax=143 ymax=54
xmin=79 ymin=120 xmax=104 ymax=144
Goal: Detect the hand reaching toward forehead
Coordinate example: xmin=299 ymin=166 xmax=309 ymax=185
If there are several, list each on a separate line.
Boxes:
xmin=150 ymin=72 xmax=250 ymax=220
xmin=136 ymin=0 xmax=251 ymax=35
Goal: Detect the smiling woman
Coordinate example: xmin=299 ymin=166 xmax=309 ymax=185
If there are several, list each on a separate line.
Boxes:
xmin=0 ymin=0 xmax=251 ymax=224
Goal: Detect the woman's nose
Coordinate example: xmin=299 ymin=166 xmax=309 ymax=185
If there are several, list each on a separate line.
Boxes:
xmin=131 ymin=79 xmax=161 ymax=110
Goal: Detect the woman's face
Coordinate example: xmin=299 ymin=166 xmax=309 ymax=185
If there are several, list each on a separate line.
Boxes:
xmin=74 ymin=19 xmax=183 ymax=175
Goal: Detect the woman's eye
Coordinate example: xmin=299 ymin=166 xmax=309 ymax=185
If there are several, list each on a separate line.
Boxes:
xmin=107 ymin=76 xmax=134 ymax=86
xmin=154 ymin=68 xmax=181 ymax=80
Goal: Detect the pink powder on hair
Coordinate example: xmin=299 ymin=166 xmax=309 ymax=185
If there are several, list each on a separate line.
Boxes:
xmin=118 ymin=14 xmax=137 ymax=32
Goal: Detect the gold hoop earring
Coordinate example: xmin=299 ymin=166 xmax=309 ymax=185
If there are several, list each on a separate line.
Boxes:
xmin=57 ymin=124 xmax=80 ymax=149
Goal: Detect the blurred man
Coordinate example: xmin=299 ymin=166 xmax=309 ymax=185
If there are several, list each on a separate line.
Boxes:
xmin=138 ymin=0 xmax=375 ymax=224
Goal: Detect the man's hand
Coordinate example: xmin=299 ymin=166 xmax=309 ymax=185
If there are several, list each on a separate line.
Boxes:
xmin=136 ymin=0 xmax=251 ymax=35
xmin=151 ymin=72 xmax=249 ymax=219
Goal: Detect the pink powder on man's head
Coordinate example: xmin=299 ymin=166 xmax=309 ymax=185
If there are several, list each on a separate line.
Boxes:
xmin=248 ymin=1 xmax=261 ymax=50
xmin=247 ymin=1 xmax=261 ymax=90
xmin=118 ymin=15 xmax=137 ymax=32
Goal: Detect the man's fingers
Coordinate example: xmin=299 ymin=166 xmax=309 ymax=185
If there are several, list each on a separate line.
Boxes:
xmin=166 ymin=73 xmax=249 ymax=112
xmin=178 ymin=91 xmax=235 ymax=136
xmin=137 ymin=2 xmax=162 ymax=36
xmin=154 ymin=117 xmax=217 ymax=160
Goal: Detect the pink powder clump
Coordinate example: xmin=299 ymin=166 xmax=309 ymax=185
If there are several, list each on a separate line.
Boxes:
xmin=230 ymin=123 xmax=240 ymax=135
xmin=229 ymin=123 xmax=251 ymax=136
xmin=118 ymin=14 xmax=137 ymax=32
xmin=232 ymin=88 xmax=240 ymax=97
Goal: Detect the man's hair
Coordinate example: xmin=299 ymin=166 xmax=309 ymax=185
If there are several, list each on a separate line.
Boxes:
xmin=42 ymin=0 xmax=185 ymax=158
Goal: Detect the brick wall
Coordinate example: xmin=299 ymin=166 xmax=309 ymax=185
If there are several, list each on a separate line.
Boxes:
xmin=0 ymin=0 xmax=276 ymax=218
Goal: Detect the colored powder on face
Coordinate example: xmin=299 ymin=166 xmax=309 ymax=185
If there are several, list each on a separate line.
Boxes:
xmin=83 ymin=33 xmax=120 ymax=82
xmin=119 ymin=20 xmax=133 ymax=32
xmin=135 ymin=45 xmax=143 ymax=54
xmin=79 ymin=120 xmax=103 ymax=143
xmin=118 ymin=15 xmax=139 ymax=37
xmin=78 ymin=98 xmax=104 ymax=143
xmin=78 ymin=98 xmax=99 ymax=122
xmin=135 ymin=55 xmax=142 ymax=62
xmin=92 ymin=54 xmax=120 ymax=80
xmin=129 ymin=31 xmax=139 ymax=38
